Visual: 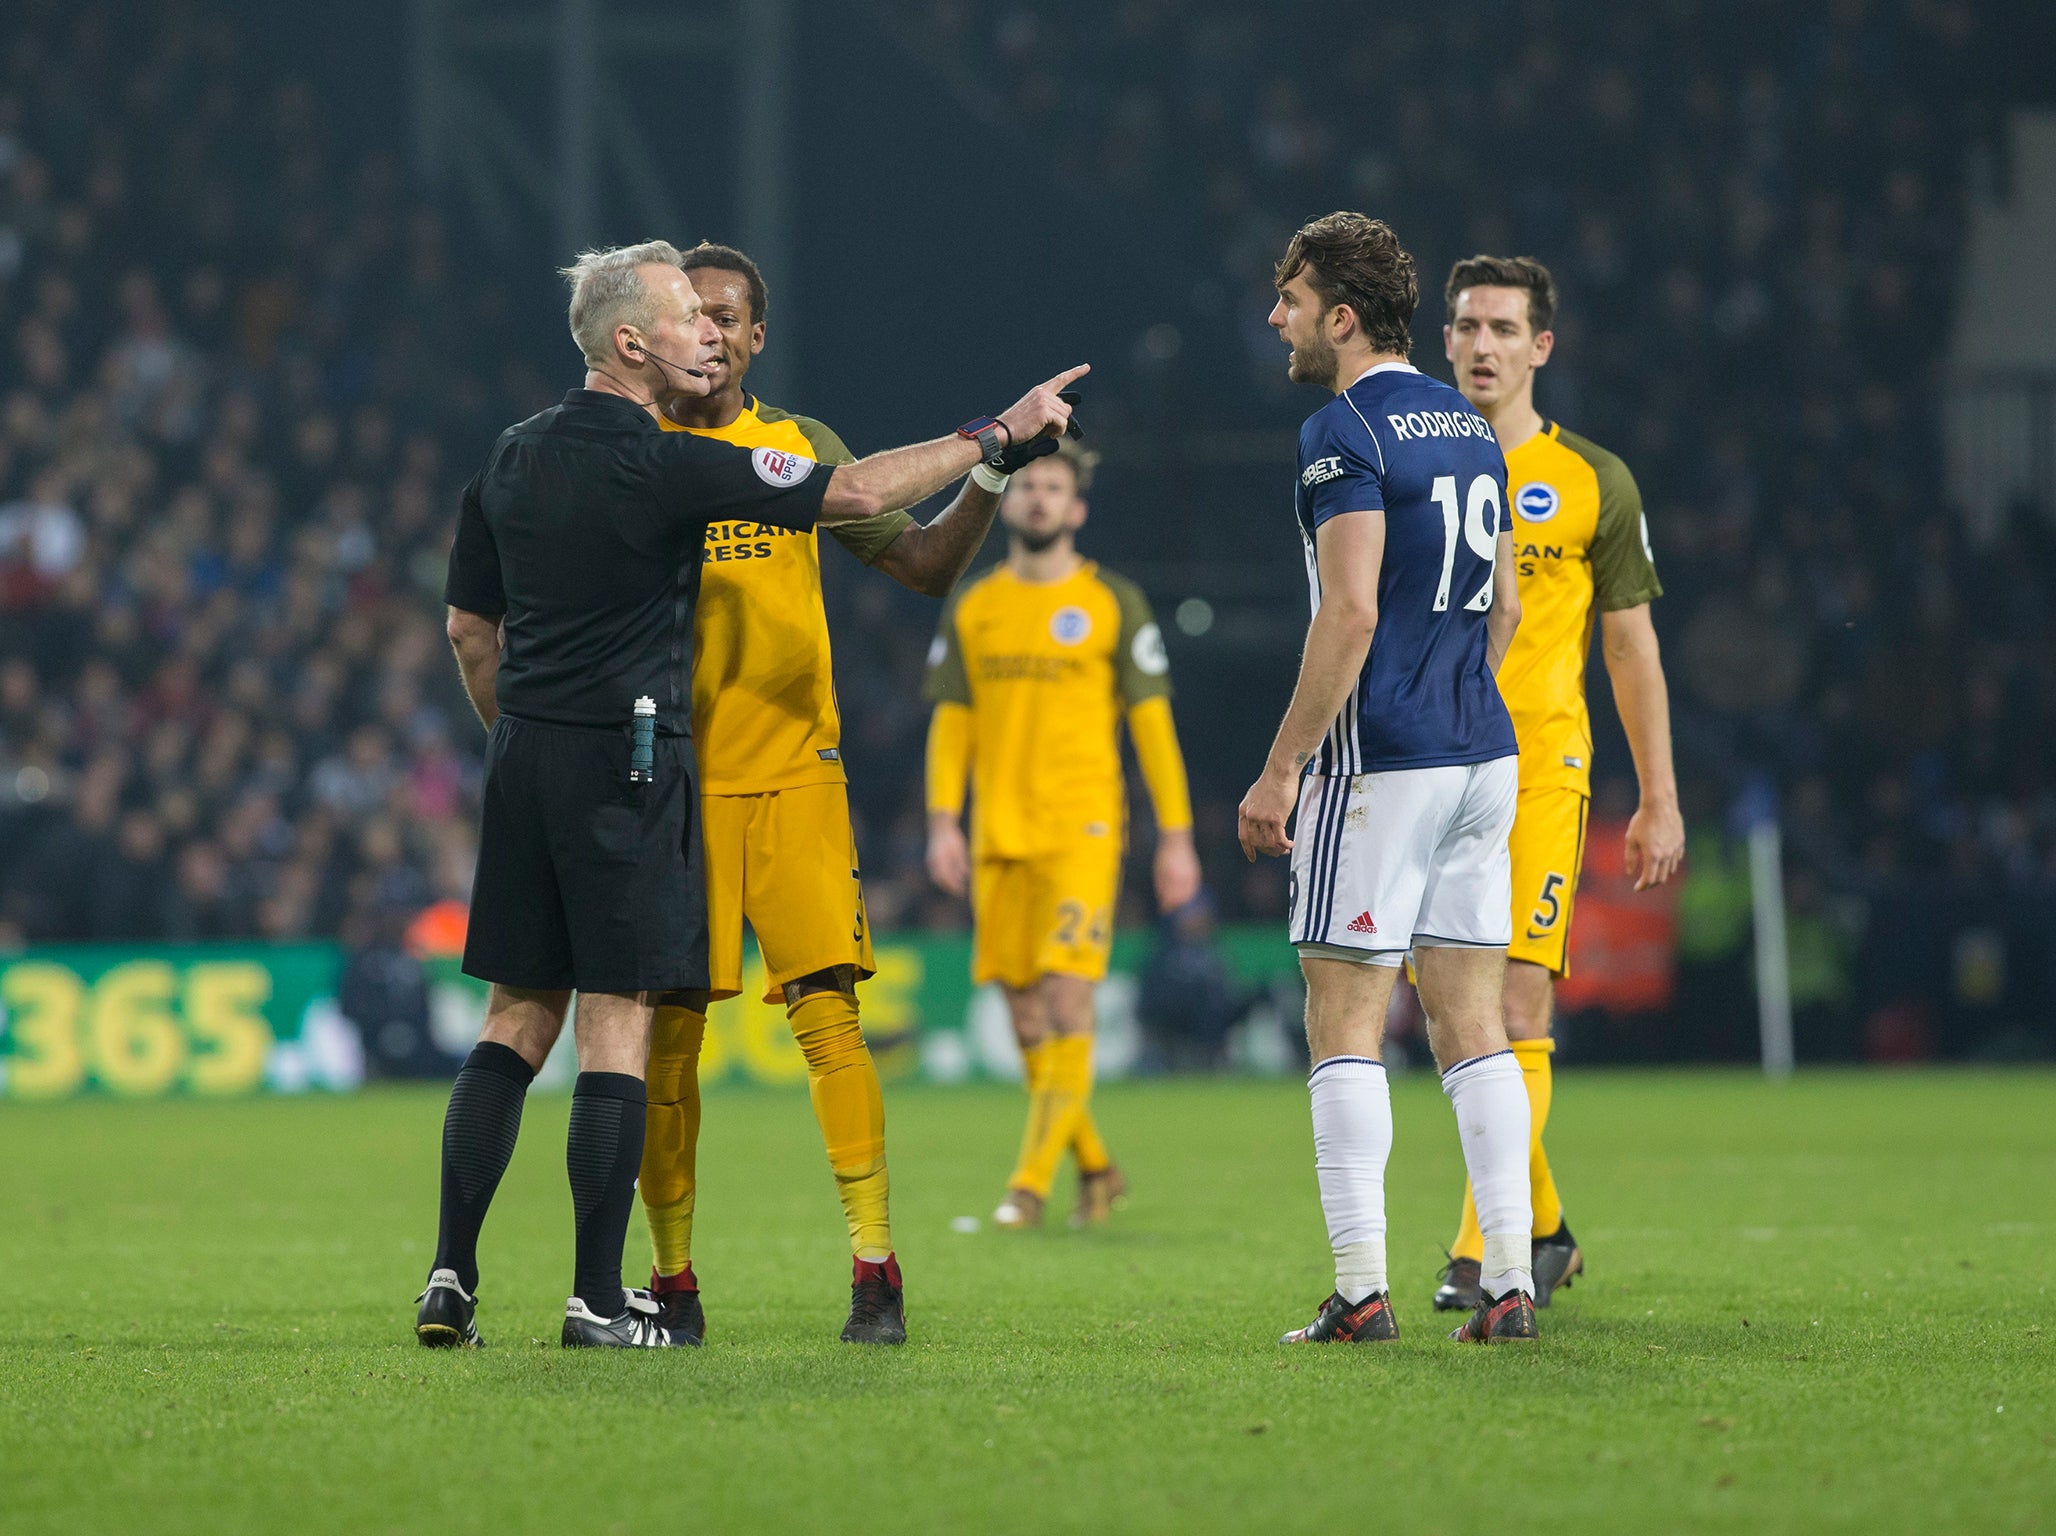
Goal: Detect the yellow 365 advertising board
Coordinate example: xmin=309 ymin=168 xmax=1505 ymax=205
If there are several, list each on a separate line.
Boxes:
xmin=1 ymin=929 xmax=1306 ymax=1099
xmin=0 ymin=945 xmax=360 ymax=1099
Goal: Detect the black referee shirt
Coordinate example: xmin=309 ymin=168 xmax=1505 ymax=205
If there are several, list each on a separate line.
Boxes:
xmin=444 ymin=389 xmax=831 ymax=736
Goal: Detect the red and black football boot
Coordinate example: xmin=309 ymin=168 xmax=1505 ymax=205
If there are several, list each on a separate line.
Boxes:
xmin=1278 ymin=1291 xmax=1399 ymax=1344
xmin=840 ymin=1254 xmax=907 ymax=1345
xmin=1448 ymin=1288 xmax=1539 ymax=1343
xmin=1431 ymin=1254 xmax=1482 ymax=1313
xmin=1531 ymin=1223 xmax=1583 ymax=1308
xmin=648 ymin=1264 xmax=705 ymax=1347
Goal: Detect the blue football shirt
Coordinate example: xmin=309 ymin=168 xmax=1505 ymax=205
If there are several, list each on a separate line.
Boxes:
xmin=1293 ymin=363 xmax=1518 ymax=774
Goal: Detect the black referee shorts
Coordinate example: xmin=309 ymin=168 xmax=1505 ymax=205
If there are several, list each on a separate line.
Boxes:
xmin=463 ymin=714 xmax=708 ymax=994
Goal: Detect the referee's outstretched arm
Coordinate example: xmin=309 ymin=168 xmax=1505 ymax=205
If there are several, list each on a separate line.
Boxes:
xmin=814 ymin=363 xmax=1090 ymax=524
xmin=416 ymin=243 xmax=1094 ymax=1347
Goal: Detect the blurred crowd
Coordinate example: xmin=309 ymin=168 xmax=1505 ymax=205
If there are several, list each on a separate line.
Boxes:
xmin=0 ymin=4 xmax=554 ymax=949
xmin=3 ymin=2 xmax=2052 ymax=1052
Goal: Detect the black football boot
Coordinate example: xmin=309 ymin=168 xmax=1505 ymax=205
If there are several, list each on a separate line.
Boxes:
xmin=1431 ymin=1254 xmax=1482 ymax=1313
xmin=649 ymin=1267 xmax=706 ymax=1346
xmin=1531 ymin=1224 xmax=1584 ymax=1308
xmin=561 ymin=1290 xmax=678 ymax=1348
xmin=1448 ymin=1288 xmax=1540 ymax=1344
xmin=1279 ymin=1291 xmax=1400 ymax=1344
xmin=415 ymin=1269 xmax=483 ymax=1348
xmin=840 ymin=1255 xmax=907 ymax=1344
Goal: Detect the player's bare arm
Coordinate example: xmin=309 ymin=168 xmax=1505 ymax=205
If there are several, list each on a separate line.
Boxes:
xmin=925 ymin=808 xmax=970 ymax=896
xmin=871 ymin=481 xmax=1004 ymax=597
xmin=445 ymin=606 xmax=501 ymax=728
xmin=1237 ymin=509 xmax=1384 ymax=860
xmin=1600 ymin=602 xmax=1684 ymax=890
xmin=819 ymin=366 xmax=1087 ymax=523
xmin=925 ymin=695 xmax=973 ymax=896
xmin=1152 ymin=827 xmax=1201 ymax=911
xmin=1129 ymin=698 xmax=1201 ymax=909
xmin=1485 ymin=527 xmax=1521 ymax=671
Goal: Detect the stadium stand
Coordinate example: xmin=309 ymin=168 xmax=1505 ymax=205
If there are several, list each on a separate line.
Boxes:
xmin=2 ymin=0 xmax=2049 ymax=1057
xmin=0 ymin=5 xmax=548 ymax=953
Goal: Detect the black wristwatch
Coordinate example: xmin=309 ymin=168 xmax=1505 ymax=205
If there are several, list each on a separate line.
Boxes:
xmin=956 ymin=416 xmax=1009 ymax=464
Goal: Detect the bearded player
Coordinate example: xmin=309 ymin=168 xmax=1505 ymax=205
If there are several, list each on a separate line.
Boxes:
xmin=640 ymin=242 xmax=1075 ymax=1344
xmin=924 ymin=442 xmax=1200 ymax=1230
xmin=1432 ymin=255 xmax=1684 ymax=1313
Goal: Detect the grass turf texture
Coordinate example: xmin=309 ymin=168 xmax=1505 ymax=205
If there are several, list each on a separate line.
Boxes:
xmin=2 ymin=1071 xmax=2050 ymax=1534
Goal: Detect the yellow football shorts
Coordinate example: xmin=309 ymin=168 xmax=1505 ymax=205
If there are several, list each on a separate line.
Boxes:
xmin=702 ymin=781 xmax=875 ymax=1003
xmin=1506 ymin=785 xmax=1590 ymax=977
xmin=971 ymin=839 xmax=1123 ymax=990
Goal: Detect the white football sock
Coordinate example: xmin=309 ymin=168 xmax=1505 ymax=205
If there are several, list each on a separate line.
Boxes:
xmin=1442 ymin=1050 xmax=1533 ymax=1299
xmin=1308 ymin=1055 xmax=1392 ymax=1304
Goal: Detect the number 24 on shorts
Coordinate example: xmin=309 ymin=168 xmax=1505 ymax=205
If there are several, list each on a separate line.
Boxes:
xmin=1053 ymin=901 xmax=1111 ymax=950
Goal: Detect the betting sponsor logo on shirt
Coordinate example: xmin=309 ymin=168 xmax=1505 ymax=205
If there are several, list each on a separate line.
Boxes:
xmin=751 ymin=446 xmax=816 ymax=486
xmin=1516 ymin=482 xmax=1561 ymax=522
xmin=1301 ymin=455 xmax=1344 ymax=487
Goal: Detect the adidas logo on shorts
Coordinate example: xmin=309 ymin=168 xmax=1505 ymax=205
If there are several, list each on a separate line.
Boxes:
xmin=1346 ymin=912 xmax=1378 ymax=935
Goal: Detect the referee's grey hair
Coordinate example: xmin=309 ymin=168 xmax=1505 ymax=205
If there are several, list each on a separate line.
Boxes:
xmin=559 ymin=241 xmax=687 ymax=368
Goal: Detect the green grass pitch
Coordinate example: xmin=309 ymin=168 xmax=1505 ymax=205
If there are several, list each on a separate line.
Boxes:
xmin=2 ymin=1070 xmax=2050 ymax=1534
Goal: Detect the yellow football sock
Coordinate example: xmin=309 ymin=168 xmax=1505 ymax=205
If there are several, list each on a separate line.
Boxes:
xmin=640 ymin=1003 xmax=705 ymax=1276
xmin=789 ymin=991 xmax=891 ymax=1261
xmin=1009 ymin=1033 xmax=1093 ymax=1199
xmin=1008 ymin=1040 xmax=1057 ymax=1193
xmin=1071 ymin=1101 xmax=1112 ymax=1176
xmin=1451 ymin=1037 xmax=1562 ymax=1259
xmin=1512 ymin=1037 xmax=1563 ymax=1236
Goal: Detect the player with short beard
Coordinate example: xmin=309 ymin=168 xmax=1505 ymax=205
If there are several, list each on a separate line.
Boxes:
xmin=924 ymin=442 xmax=1200 ymax=1231
xmin=1241 ymin=212 xmax=1538 ymax=1345
xmin=1428 ymin=255 xmax=1682 ymax=1313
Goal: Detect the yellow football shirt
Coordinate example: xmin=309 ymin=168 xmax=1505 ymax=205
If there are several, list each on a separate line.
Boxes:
xmin=923 ymin=562 xmax=1172 ymax=860
xmin=1496 ymin=422 xmax=1663 ymax=796
xmin=660 ymin=397 xmax=912 ymax=795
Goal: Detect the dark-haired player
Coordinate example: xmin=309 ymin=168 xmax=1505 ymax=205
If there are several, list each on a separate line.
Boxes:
xmin=1428 ymin=256 xmax=1681 ymax=1313
xmin=1239 ymin=212 xmax=1537 ymax=1345
xmin=635 ymin=242 xmax=1060 ymax=1344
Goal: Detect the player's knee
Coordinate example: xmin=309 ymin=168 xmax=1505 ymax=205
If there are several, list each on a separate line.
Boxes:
xmin=1044 ymin=977 xmax=1096 ymax=1036
xmin=651 ymin=1002 xmax=707 ymax=1058
xmin=792 ymin=1015 xmax=868 ymax=1078
xmin=1004 ymin=986 xmax=1049 ymax=1045
xmin=785 ymin=991 xmax=867 ymax=1077
xmin=782 ymin=967 xmax=854 ymax=1005
xmin=1501 ymin=964 xmax=1555 ymax=1041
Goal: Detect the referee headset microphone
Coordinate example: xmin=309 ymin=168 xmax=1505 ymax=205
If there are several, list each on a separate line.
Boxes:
xmin=626 ymin=337 xmax=706 ymax=388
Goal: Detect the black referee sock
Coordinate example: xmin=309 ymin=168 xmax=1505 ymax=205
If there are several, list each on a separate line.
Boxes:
xmin=432 ymin=1041 xmax=537 ymax=1293
xmin=567 ymin=1071 xmax=647 ymax=1319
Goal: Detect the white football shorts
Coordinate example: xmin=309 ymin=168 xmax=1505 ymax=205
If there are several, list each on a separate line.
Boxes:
xmin=1288 ymin=755 xmax=1517 ymax=967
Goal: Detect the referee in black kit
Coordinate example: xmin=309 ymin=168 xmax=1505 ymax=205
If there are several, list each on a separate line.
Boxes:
xmin=413 ymin=240 xmax=1086 ymax=1348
